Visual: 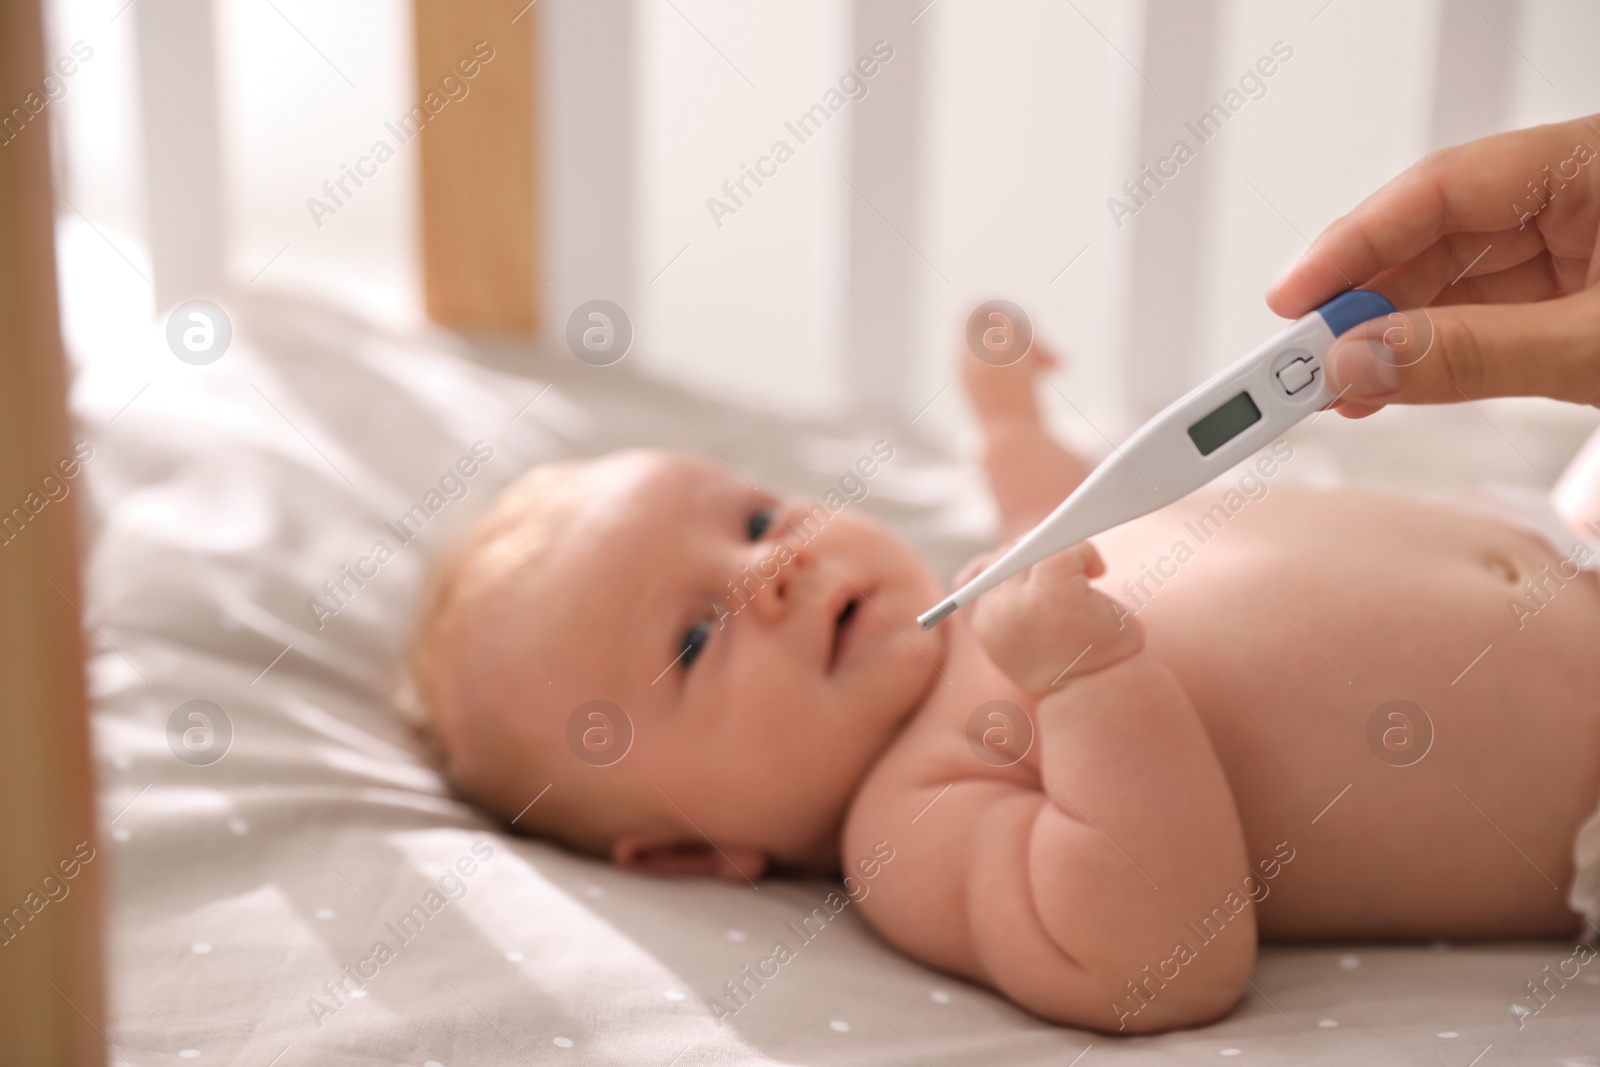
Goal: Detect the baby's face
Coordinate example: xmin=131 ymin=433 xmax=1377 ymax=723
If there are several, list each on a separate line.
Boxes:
xmin=507 ymin=451 xmax=947 ymax=865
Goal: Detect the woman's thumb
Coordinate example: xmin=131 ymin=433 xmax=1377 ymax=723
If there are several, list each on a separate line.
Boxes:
xmin=1324 ymin=292 xmax=1600 ymax=409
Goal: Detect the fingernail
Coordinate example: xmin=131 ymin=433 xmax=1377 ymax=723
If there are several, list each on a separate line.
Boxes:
xmin=1325 ymin=336 xmax=1400 ymax=398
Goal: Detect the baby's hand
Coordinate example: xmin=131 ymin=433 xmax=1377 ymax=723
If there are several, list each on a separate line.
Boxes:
xmin=962 ymin=541 xmax=1144 ymax=695
xmin=961 ymin=335 xmax=1063 ymax=426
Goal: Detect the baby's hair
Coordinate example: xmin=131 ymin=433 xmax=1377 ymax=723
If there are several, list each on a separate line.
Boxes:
xmin=404 ymin=450 xmax=719 ymax=858
xmin=404 ymin=461 xmax=592 ymax=834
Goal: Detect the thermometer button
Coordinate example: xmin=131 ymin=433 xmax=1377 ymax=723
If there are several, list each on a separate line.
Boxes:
xmin=1273 ymin=351 xmax=1318 ymax=396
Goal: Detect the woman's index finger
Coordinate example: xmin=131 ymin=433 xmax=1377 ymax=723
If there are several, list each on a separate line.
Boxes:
xmin=1267 ymin=121 xmax=1589 ymax=317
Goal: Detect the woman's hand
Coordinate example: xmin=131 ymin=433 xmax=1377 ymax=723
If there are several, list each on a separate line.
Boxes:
xmin=1267 ymin=114 xmax=1600 ymax=416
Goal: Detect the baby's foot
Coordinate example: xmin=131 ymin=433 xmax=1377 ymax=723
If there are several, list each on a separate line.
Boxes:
xmin=963 ymin=541 xmax=1144 ymax=694
xmin=961 ymin=337 xmax=1063 ymax=426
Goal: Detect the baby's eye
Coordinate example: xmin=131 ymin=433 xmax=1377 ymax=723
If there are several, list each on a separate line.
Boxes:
xmin=680 ymin=619 xmax=712 ymax=669
xmin=746 ymin=507 xmax=774 ymax=541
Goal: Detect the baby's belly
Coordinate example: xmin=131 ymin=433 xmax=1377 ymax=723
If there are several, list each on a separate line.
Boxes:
xmin=1097 ymin=485 xmax=1600 ymax=938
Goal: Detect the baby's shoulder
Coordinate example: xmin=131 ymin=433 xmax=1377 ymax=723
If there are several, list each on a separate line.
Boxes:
xmin=837 ymin=681 xmax=1047 ymax=982
xmin=843 ymin=685 xmax=1032 ymax=855
xmin=841 ymin=703 xmax=946 ymax=846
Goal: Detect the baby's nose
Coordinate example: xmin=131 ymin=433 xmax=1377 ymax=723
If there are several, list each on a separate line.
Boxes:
xmin=746 ymin=543 xmax=812 ymax=623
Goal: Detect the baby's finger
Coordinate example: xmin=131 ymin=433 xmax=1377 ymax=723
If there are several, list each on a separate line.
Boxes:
xmin=968 ymin=542 xmax=1142 ymax=693
xmin=954 ymin=540 xmax=1103 ymax=601
xmin=1024 ymin=541 xmax=1105 ymax=586
xmin=953 ymin=542 xmax=1014 ymax=589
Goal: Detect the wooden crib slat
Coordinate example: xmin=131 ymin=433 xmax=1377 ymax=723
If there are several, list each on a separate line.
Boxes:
xmin=0 ymin=0 xmax=105 ymax=1063
xmin=414 ymin=0 xmax=539 ymax=334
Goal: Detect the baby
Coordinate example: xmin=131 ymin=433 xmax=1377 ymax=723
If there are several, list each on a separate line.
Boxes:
xmin=409 ymin=341 xmax=1600 ymax=1034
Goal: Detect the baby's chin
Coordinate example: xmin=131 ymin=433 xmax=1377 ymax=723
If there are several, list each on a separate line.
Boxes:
xmin=827 ymin=642 xmax=944 ymax=768
xmin=853 ymin=580 xmax=948 ymax=711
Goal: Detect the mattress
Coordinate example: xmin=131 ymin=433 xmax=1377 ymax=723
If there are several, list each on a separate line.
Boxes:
xmin=62 ymin=236 xmax=1600 ymax=1064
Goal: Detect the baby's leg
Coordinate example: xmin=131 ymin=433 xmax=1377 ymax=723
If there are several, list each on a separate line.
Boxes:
xmin=1554 ymin=425 xmax=1600 ymax=533
xmin=961 ymin=339 xmax=1093 ymax=541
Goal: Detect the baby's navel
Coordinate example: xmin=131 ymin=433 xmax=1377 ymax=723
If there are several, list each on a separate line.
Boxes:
xmin=1481 ymin=554 xmax=1519 ymax=584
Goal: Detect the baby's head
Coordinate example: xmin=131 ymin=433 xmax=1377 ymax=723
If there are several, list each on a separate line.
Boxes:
xmin=410 ymin=450 xmax=946 ymax=881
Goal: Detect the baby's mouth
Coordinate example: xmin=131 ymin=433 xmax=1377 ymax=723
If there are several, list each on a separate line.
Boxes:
xmin=829 ymin=597 xmax=860 ymax=672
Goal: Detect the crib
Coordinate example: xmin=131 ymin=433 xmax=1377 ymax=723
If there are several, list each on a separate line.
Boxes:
xmin=5 ymin=0 xmax=1600 ymax=1063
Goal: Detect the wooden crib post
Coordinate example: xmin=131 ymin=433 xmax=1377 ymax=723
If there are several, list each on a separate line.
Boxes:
xmin=0 ymin=0 xmax=106 ymax=1064
xmin=414 ymin=0 xmax=540 ymax=335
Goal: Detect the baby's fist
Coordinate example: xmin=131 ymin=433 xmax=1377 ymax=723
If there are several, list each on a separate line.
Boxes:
xmin=964 ymin=541 xmax=1144 ymax=695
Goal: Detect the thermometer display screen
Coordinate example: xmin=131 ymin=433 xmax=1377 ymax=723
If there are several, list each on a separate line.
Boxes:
xmin=1187 ymin=391 xmax=1262 ymax=456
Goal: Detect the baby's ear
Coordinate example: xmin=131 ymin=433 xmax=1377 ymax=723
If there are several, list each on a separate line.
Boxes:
xmin=611 ymin=833 xmax=766 ymax=884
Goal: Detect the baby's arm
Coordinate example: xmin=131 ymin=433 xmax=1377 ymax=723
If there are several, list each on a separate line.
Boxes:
xmin=962 ymin=340 xmax=1093 ymax=539
xmin=852 ymin=546 xmax=1254 ymax=1033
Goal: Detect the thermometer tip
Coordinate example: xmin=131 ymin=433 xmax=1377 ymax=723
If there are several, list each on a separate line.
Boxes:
xmin=917 ymin=599 xmax=959 ymax=630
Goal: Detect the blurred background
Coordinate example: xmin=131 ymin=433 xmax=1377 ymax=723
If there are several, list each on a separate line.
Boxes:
xmin=43 ymin=0 xmax=1600 ymax=470
xmin=12 ymin=3 xmax=1600 ymax=1061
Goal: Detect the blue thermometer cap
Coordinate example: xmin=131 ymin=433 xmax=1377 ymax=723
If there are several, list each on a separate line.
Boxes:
xmin=1314 ymin=289 xmax=1396 ymax=336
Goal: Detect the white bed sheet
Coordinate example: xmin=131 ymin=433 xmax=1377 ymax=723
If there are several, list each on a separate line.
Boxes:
xmin=62 ymin=232 xmax=1600 ymax=1065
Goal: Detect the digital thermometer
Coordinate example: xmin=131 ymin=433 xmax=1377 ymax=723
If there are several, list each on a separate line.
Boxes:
xmin=917 ymin=290 xmax=1395 ymax=629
